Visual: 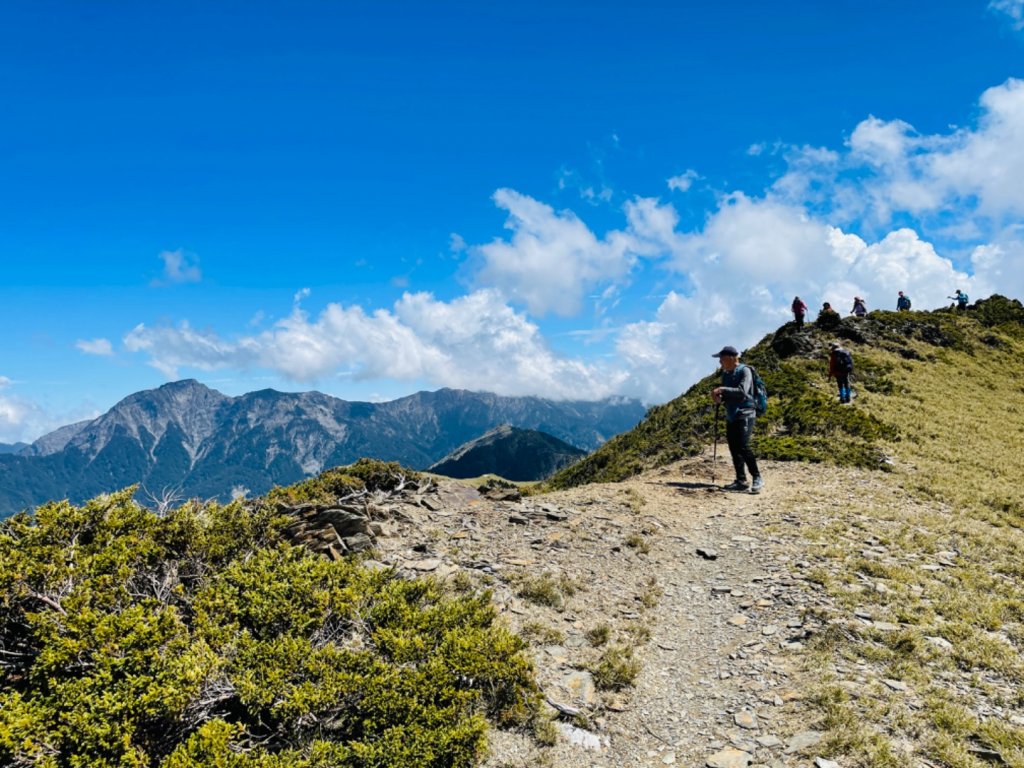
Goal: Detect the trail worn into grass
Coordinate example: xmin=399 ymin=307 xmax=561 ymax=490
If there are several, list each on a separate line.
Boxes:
xmin=380 ymin=448 xmax=1024 ymax=767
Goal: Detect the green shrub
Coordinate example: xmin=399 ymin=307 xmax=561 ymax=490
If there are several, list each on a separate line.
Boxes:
xmin=0 ymin=489 xmax=539 ymax=768
xmin=590 ymin=645 xmax=641 ymax=690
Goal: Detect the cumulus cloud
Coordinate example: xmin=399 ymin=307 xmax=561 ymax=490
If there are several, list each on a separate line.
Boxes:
xmin=773 ymin=79 xmax=1024 ymax=236
xmin=471 ymin=188 xmax=643 ymax=316
xmin=612 ymin=214 xmax=972 ymax=402
xmin=153 ymin=249 xmax=202 ymax=286
xmin=75 ymin=338 xmax=114 ymax=356
xmin=123 ymin=290 xmax=624 ymax=400
xmin=114 ymin=80 xmax=1024 ymax=407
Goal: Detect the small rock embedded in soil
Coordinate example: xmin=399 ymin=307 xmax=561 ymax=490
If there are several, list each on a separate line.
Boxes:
xmin=706 ymin=747 xmax=753 ymax=768
xmin=734 ymin=710 xmax=759 ymax=730
xmin=785 ymin=731 xmax=823 ymax=754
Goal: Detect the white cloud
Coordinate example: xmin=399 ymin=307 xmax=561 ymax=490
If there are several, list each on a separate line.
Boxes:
xmin=990 ymin=0 xmax=1024 ymax=29
xmin=113 ymin=80 xmax=1024 ymax=408
xmin=124 ymin=321 xmax=256 ymax=379
xmin=75 ymin=338 xmax=114 ymax=356
xmin=773 ymin=79 xmax=1024 ymax=234
xmin=123 ymin=290 xmax=624 ymax=400
xmin=471 ymin=188 xmax=641 ymax=316
xmin=667 ymin=169 xmax=700 ymax=192
xmin=154 ymin=249 xmax=202 ymax=285
xmin=0 ymin=378 xmax=98 ymax=444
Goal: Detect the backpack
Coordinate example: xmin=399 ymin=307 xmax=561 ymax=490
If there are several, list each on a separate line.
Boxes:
xmin=958 ymin=293 xmax=969 ymax=305
xmin=739 ymin=364 xmax=769 ymax=416
xmin=834 ymin=349 xmax=853 ymax=373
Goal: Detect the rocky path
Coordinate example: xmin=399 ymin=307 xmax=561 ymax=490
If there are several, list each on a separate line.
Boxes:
xmin=364 ymin=457 xmax=904 ymax=767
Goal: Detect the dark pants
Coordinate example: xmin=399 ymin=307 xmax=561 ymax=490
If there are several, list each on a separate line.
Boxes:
xmin=835 ymin=374 xmax=850 ymax=403
xmin=794 ymin=313 xmax=804 ymax=328
xmin=726 ymin=416 xmax=759 ymax=482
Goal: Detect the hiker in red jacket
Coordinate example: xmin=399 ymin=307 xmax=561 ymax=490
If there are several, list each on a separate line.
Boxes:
xmin=791 ymin=296 xmax=808 ymax=328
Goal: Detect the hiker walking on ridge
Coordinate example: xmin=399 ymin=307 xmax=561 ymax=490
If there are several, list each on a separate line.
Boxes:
xmin=710 ymin=346 xmax=763 ymax=494
xmin=851 ymin=296 xmax=867 ymax=317
xmin=897 ymin=291 xmax=911 ymax=311
xmin=950 ymin=289 xmax=969 ymax=311
xmin=828 ymin=341 xmax=854 ymax=404
xmin=791 ymin=296 xmax=808 ymax=328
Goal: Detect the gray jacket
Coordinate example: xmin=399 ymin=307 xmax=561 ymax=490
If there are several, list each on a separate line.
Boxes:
xmin=719 ymin=365 xmax=756 ymax=422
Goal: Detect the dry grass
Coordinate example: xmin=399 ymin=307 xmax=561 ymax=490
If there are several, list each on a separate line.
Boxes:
xmin=797 ymin=330 xmax=1024 ymax=768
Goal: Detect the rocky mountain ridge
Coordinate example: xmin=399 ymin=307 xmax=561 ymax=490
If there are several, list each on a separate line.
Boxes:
xmin=0 ymin=381 xmax=644 ymax=516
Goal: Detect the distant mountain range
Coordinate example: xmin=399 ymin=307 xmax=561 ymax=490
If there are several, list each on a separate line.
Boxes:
xmin=0 ymin=380 xmax=645 ymax=517
xmin=0 ymin=442 xmax=29 ymax=455
xmin=428 ymin=424 xmax=587 ymax=481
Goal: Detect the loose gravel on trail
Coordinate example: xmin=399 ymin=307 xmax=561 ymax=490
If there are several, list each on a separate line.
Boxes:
xmin=369 ymin=455 xmax=939 ymax=768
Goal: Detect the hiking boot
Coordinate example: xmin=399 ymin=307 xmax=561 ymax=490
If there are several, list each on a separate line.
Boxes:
xmin=750 ymin=476 xmax=764 ymax=494
xmin=723 ymin=479 xmax=749 ymax=492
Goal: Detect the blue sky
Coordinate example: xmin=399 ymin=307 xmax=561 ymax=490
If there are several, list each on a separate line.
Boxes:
xmin=2 ymin=0 xmax=1024 ymax=442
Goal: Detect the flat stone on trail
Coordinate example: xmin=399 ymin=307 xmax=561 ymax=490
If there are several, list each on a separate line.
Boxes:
xmin=563 ymin=670 xmax=597 ymax=705
xmin=734 ymin=710 xmax=759 ymax=729
xmin=882 ymin=678 xmax=908 ymax=692
xmin=761 ymin=625 xmax=779 ymax=636
xmin=546 ymin=697 xmax=581 ymax=717
xmin=756 ymin=735 xmax=783 ymax=748
xmin=785 ymin=731 xmax=823 ymax=754
xmin=815 ymin=758 xmax=841 ymax=768
xmin=556 ymin=722 xmax=608 ymax=751
xmin=706 ymin=747 xmax=753 ymax=768
xmin=925 ymin=635 xmax=953 ymax=651
xmin=729 ymin=614 xmax=749 ymax=627
xmin=697 ymin=546 xmax=719 ymax=560
xmin=544 ymin=645 xmax=570 ymax=664
xmin=408 ymin=558 xmax=441 ymax=571
xmin=873 ymin=621 xmax=901 ymax=632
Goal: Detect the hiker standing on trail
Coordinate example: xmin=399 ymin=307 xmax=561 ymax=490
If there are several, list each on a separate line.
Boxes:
xmin=897 ymin=291 xmax=911 ymax=311
xmin=851 ymin=296 xmax=867 ymax=317
xmin=792 ymin=296 xmax=808 ymax=328
xmin=951 ymin=289 xmax=969 ymax=311
xmin=710 ymin=346 xmax=763 ymax=494
xmin=828 ymin=341 xmax=854 ymax=404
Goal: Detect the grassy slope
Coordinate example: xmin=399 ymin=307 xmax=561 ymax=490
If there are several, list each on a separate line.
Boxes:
xmin=552 ymin=296 xmax=1024 ymax=768
xmin=801 ymin=304 xmax=1024 ymax=768
xmin=549 ymin=296 xmax=1024 ymax=490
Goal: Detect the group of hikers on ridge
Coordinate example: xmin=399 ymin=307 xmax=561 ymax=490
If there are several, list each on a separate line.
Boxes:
xmin=710 ymin=287 xmax=975 ymax=494
xmin=791 ymin=287 xmax=970 ymax=325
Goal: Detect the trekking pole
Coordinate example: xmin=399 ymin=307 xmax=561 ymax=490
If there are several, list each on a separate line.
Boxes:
xmin=711 ymin=403 xmax=720 ymax=484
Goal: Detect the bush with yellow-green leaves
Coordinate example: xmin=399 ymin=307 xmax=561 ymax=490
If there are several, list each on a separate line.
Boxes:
xmin=0 ymin=483 xmax=539 ymax=768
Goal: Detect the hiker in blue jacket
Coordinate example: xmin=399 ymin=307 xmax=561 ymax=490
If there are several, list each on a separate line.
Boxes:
xmin=711 ymin=345 xmax=763 ymax=494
